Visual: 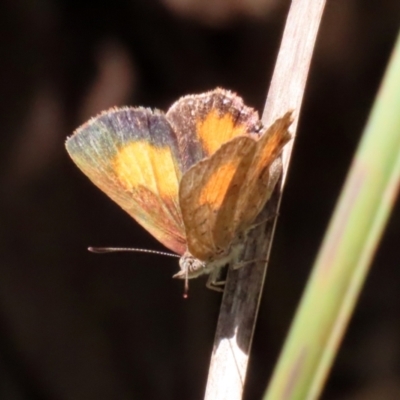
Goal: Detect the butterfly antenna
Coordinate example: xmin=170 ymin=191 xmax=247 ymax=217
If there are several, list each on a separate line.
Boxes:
xmin=88 ymin=247 xmax=180 ymax=258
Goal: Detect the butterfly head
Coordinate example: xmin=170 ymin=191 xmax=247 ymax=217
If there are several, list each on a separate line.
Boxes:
xmin=174 ymin=251 xmax=207 ymax=280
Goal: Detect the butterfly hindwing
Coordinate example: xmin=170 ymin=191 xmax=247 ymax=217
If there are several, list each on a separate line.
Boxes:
xmin=234 ymin=112 xmax=293 ymax=233
xmin=179 ymin=136 xmax=256 ymax=261
xmin=179 ymin=112 xmax=292 ymax=262
xmin=66 ymin=107 xmax=187 ymax=255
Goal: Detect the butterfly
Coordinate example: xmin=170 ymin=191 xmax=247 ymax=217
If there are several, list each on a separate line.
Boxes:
xmin=66 ymin=88 xmax=292 ymax=292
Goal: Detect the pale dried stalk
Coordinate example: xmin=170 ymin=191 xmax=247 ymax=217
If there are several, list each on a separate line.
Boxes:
xmin=204 ymin=1 xmax=327 ymax=400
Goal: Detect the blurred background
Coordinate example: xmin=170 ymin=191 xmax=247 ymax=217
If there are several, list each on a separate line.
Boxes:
xmin=0 ymin=0 xmax=399 ymax=399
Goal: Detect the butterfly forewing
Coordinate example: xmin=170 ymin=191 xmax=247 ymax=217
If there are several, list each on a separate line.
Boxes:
xmin=166 ymin=88 xmax=261 ymax=172
xmin=66 ymin=107 xmax=187 ymax=255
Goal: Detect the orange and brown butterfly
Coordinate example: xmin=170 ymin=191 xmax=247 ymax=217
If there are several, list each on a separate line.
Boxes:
xmin=65 ymin=88 xmax=292 ymax=291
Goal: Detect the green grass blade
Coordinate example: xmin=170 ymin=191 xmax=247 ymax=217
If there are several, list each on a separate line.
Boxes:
xmin=264 ymin=30 xmax=400 ymax=400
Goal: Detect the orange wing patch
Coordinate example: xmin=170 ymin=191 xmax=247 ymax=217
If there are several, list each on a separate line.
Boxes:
xmin=196 ymin=109 xmax=255 ymax=155
xmin=198 ymin=158 xmax=241 ymax=209
xmin=113 ymin=140 xmax=180 ymax=200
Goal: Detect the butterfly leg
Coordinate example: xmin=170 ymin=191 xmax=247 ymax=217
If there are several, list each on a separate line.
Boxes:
xmin=226 ymin=235 xmax=269 ymax=270
xmin=235 ymin=209 xmax=278 ymax=268
xmin=206 ymin=268 xmax=226 ymax=292
xmin=245 ymin=211 xmax=279 ymax=233
xmin=232 ymin=257 xmax=268 ymax=270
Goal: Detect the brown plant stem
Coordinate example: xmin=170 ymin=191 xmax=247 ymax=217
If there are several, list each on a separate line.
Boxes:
xmin=204 ymin=1 xmax=327 ymax=399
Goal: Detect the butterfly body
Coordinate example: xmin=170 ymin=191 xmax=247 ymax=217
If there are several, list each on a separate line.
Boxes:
xmin=66 ymin=88 xmax=292 ymax=288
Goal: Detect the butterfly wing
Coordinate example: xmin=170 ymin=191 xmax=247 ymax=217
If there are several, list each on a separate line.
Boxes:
xmin=166 ymin=88 xmax=261 ymax=172
xmin=66 ymin=107 xmax=187 ymax=255
xmin=234 ymin=112 xmax=293 ymax=233
xmin=179 ymin=136 xmax=257 ymax=261
xmin=179 ymin=112 xmax=292 ymax=262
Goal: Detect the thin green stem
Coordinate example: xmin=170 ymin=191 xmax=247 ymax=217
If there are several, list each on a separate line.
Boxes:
xmin=264 ymin=30 xmax=400 ymax=400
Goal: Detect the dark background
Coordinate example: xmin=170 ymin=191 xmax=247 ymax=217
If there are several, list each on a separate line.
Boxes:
xmin=0 ymin=0 xmax=399 ymax=399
